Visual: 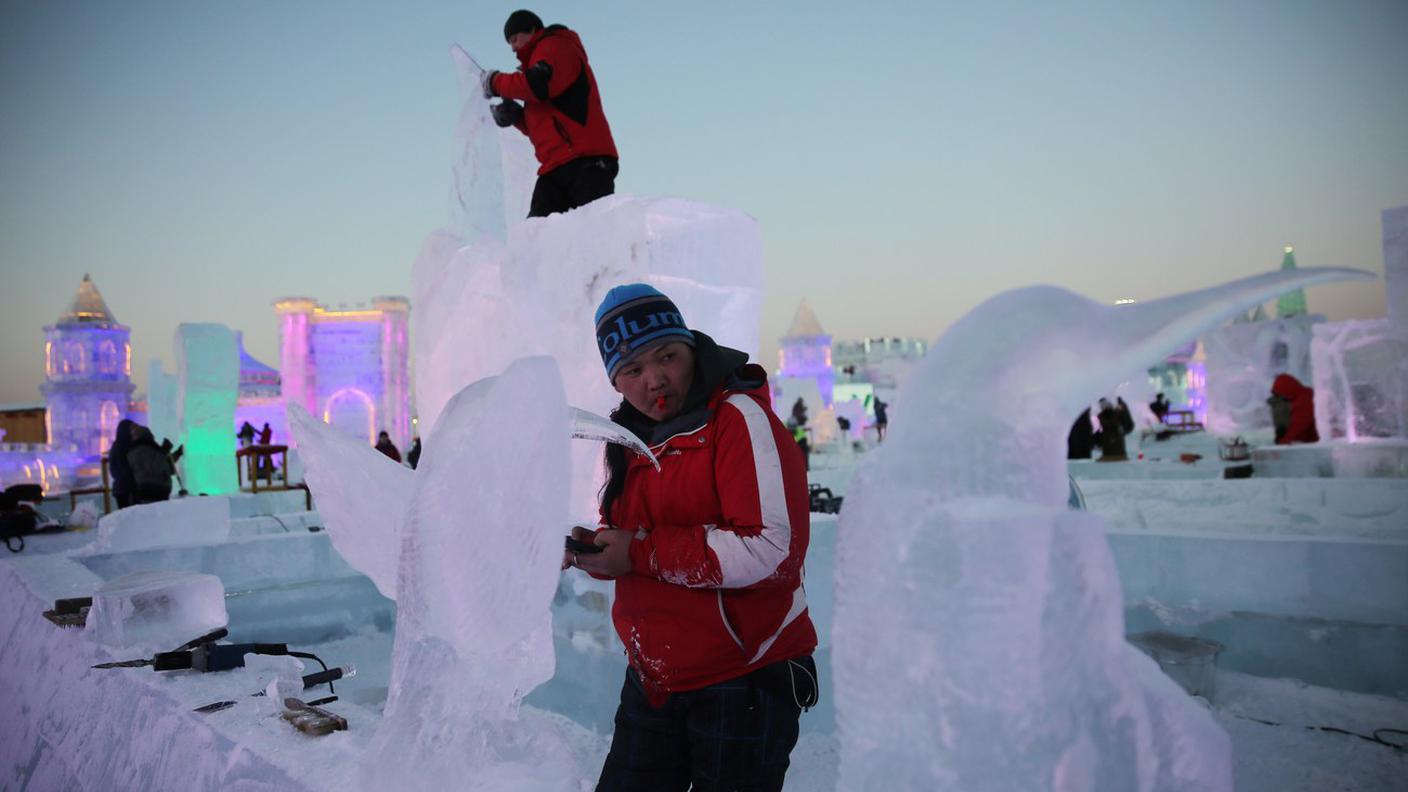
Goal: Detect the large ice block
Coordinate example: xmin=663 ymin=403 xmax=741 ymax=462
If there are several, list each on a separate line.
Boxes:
xmin=833 ymin=268 xmax=1372 ymax=791
xmin=84 ymin=570 xmax=228 ymax=653
xmin=1310 ymin=318 xmax=1408 ymax=441
xmin=84 ymin=495 xmax=231 ymax=554
xmin=175 ymin=323 xmax=239 ymax=495
xmin=1203 ymin=314 xmax=1322 ymax=436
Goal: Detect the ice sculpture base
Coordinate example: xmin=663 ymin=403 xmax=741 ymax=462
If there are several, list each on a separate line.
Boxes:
xmin=1251 ymin=441 xmax=1408 ymax=479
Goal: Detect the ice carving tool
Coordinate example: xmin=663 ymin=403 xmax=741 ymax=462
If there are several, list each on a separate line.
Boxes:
xmin=282 ymin=697 xmax=348 ymax=736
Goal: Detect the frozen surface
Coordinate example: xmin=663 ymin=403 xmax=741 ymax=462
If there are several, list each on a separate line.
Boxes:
xmin=84 ymin=569 xmax=228 ymax=653
xmin=833 ymin=268 xmax=1371 ymax=791
xmin=175 ymin=323 xmax=240 ymax=495
xmin=1203 ymin=315 xmax=1322 ymax=437
xmin=367 ymin=358 xmax=577 ymax=790
xmin=1310 ymin=318 xmax=1408 ymax=441
xmin=84 ymin=495 xmax=232 ymax=554
xmin=288 ymin=403 xmax=412 ymax=600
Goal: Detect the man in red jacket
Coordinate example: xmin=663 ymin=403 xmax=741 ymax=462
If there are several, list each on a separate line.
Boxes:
xmin=568 ymin=284 xmax=818 ymax=792
xmin=484 ymin=10 xmax=619 ymax=218
xmin=1269 ymin=373 xmax=1319 ymax=444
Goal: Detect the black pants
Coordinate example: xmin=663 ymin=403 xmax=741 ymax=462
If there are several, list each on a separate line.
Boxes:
xmin=596 ymin=656 xmax=817 ymax=792
xmin=529 ymin=156 xmax=618 ymax=218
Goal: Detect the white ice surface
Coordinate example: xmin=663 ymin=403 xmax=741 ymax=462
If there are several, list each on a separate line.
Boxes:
xmin=147 ymin=358 xmax=179 ymax=446
xmin=84 ymin=570 xmax=228 ymax=654
xmin=1384 ymin=205 xmax=1408 ymax=325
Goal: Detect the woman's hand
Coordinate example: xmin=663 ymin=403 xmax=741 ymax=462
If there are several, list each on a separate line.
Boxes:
xmin=562 ymin=525 xmax=597 ymax=570
xmin=573 ymin=528 xmax=635 ymax=578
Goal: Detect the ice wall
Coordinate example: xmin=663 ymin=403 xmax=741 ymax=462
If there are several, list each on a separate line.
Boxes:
xmin=1203 ymin=314 xmax=1322 ymax=436
xmin=366 ymin=358 xmax=578 ymax=791
xmin=1310 ymin=319 xmax=1408 ymax=441
xmin=147 ymin=359 xmax=179 ymax=445
xmin=175 ymin=324 xmax=239 ymax=495
xmin=834 ymin=267 xmax=1370 ymax=791
xmin=416 ymin=47 xmax=764 ymax=515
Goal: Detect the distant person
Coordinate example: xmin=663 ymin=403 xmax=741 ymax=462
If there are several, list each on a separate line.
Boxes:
xmin=1067 ymin=409 xmax=1095 ymax=460
xmin=793 ymin=422 xmax=811 ymax=472
xmin=483 ymin=10 xmax=619 ymax=218
xmin=237 ymin=421 xmax=256 ymax=448
xmin=1268 ymin=374 xmax=1319 ymax=444
xmin=127 ymin=426 xmax=176 ymax=505
xmin=1094 ymin=398 xmax=1135 ymax=461
xmin=258 ymin=423 xmax=273 ymax=445
xmin=791 ymin=397 xmax=809 ymax=428
xmin=1150 ymin=393 xmax=1170 ymax=423
xmin=108 ymin=419 xmax=138 ymax=509
xmin=873 ymin=397 xmax=889 ymax=443
xmin=407 ymin=436 xmax=422 ymax=470
xmin=375 ymin=431 xmax=402 ymax=463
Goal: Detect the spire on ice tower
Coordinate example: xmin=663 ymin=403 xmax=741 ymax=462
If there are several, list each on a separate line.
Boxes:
xmin=1276 ymin=245 xmax=1308 ymax=318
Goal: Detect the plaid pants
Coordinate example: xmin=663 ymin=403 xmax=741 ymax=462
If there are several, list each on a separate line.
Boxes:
xmin=596 ymin=657 xmax=815 ymax=792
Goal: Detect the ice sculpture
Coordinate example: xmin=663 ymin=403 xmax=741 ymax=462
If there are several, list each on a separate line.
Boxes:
xmin=364 ymin=357 xmax=576 ymax=790
xmin=1310 ymin=319 xmax=1408 ymax=440
xmin=415 ymin=46 xmax=764 ymax=515
xmin=84 ymin=496 xmax=231 ymax=555
xmin=1203 ymin=314 xmax=1322 ymax=436
xmin=174 ymin=323 xmax=239 ymax=495
xmin=1385 ymin=205 xmax=1408 ymax=325
xmin=833 ymin=267 xmax=1371 ymax=791
xmin=288 ymin=380 xmax=655 ymax=603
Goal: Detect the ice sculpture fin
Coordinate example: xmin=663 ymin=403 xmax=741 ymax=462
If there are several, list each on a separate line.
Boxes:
xmin=569 ymin=407 xmax=660 ymax=470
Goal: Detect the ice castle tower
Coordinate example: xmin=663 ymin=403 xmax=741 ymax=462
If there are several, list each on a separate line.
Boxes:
xmin=40 ymin=275 xmax=135 ymax=459
xmin=778 ymin=298 xmax=834 ymax=407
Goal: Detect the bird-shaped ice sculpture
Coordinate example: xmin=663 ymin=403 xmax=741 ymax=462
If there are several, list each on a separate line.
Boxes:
xmin=289 ymin=357 xmax=656 ymax=790
xmin=833 ymin=267 xmax=1373 ymax=791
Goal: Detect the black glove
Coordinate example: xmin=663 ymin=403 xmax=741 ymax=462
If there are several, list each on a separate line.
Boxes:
xmin=490 ymin=100 xmax=523 ymax=128
xmin=481 ymin=70 xmax=499 ymax=99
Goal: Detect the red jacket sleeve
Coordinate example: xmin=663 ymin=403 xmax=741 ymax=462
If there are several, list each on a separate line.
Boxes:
xmin=491 ymin=37 xmax=583 ymax=103
xmin=627 ymin=394 xmax=807 ymax=590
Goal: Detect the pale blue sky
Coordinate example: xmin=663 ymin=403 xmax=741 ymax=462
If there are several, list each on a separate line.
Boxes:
xmin=2 ymin=0 xmax=1405 ymax=404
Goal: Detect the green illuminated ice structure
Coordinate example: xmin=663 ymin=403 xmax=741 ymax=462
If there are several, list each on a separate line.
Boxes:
xmin=174 ymin=324 xmax=239 ymax=495
xmin=1276 ymin=245 xmax=1308 ymax=318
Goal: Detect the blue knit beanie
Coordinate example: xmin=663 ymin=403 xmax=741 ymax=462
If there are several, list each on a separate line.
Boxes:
xmin=594 ymin=284 xmax=695 ymax=381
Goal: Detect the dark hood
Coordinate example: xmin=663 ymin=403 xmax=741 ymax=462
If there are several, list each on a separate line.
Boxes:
xmin=612 ymin=330 xmax=753 ymax=446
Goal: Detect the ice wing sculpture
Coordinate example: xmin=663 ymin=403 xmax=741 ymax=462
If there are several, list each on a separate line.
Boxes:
xmin=834 ymin=267 xmax=1373 ymax=792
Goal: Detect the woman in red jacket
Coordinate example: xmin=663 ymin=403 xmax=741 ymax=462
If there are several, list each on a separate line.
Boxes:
xmin=568 ymin=284 xmax=818 ymax=792
xmin=1269 ymin=373 xmax=1319 ymax=444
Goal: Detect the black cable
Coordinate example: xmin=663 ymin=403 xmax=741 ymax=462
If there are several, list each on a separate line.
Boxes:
xmin=1233 ymin=715 xmax=1407 ymax=753
xmin=288 ymin=651 xmax=334 ymax=695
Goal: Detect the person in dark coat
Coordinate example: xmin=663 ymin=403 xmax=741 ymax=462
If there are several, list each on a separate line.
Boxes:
xmin=483 ymin=10 xmax=619 ymax=217
xmin=406 ymin=436 xmax=422 ymax=470
xmin=1149 ymin=393 xmax=1170 ymax=422
xmin=258 ymin=422 xmax=273 ymax=445
xmin=1094 ymin=398 xmax=1136 ymax=461
xmin=1269 ymin=374 xmax=1319 ymax=444
xmin=375 ymin=431 xmax=402 ymax=463
xmin=873 ymin=397 xmax=889 ymax=442
xmin=791 ymin=397 xmax=808 ymax=428
xmin=108 ymin=419 xmax=138 ymax=509
xmin=1067 ymin=409 xmax=1095 ymax=459
xmin=127 ymin=426 xmax=175 ymax=505
xmin=237 ymin=421 xmax=256 ymax=447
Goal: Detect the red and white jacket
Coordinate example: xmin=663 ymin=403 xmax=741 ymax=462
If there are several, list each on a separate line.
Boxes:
xmin=602 ymin=366 xmax=817 ymax=703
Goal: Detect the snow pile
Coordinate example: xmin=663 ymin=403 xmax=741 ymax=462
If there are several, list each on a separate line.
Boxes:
xmin=1309 ymin=318 xmax=1408 ymax=441
xmin=175 ymin=323 xmax=239 ymax=495
xmin=84 ymin=570 xmax=227 ymax=652
xmin=1203 ymin=315 xmax=1322 ymax=437
xmin=414 ymin=47 xmax=763 ymax=515
xmin=364 ymin=357 xmax=577 ymax=791
xmin=833 ymin=268 xmax=1371 ymax=790
xmin=85 ymin=495 xmax=232 ymax=554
